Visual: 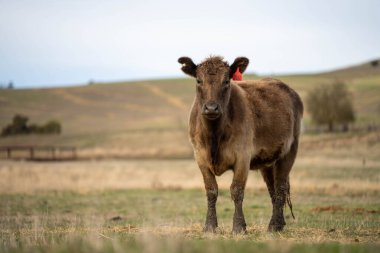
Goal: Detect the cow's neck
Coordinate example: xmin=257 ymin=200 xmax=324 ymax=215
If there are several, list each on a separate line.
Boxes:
xmin=200 ymin=108 xmax=230 ymax=166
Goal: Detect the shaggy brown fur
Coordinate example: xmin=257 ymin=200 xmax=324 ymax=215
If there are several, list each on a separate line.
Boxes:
xmin=178 ymin=56 xmax=303 ymax=233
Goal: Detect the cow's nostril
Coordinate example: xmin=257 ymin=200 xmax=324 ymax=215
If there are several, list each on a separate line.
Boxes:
xmin=205 ymin=103 xmax=219 ymax=112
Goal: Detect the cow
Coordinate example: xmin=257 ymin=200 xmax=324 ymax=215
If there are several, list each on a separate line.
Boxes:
xmin=178 ymin=56 xmax=303 ymax=234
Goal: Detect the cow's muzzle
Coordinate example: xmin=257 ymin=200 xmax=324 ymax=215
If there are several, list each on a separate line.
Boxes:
xmin=202 ymin=102 xmax=221 ymax=120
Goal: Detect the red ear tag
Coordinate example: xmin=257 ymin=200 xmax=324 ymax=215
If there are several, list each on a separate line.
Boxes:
xmin=232 ymin=67 xmax=242 ymax=81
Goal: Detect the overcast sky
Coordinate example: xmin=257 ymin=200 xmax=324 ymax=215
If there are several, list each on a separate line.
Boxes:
xmin=0 ymin=0 xmax=379 ymax=88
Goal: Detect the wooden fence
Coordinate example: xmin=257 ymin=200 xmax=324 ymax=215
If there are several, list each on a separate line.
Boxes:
xmin=0 ymin=146 xmax=77 ymax=161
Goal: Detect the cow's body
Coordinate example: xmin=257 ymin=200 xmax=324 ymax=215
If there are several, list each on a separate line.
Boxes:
xmin=179 ymin=56 xmax=303 ymax=233
xmin=190 ymin=78 xmax=303 ymax=174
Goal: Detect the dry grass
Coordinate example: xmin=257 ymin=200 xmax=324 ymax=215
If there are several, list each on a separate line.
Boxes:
xmin=0 ymin=148 xmax=379 ymax=252
xmin=1 ymin=69 xmax=380 ymax=252
xmin=0 ymin=185 xmax=379 ymax=251
xmin=1 ymin=71 xmax=380 ymax=152
xmin=0 ymin=155 xmax=379 ymax=195
xmin=1 ymin=117 xmax=379 ymax=252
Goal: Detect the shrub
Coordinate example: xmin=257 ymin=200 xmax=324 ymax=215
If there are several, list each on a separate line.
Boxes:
xmin=306 ymin=82 xmax=355 ymax=132
xmin=42 ymin=120 xmax=62 ymax=134
xmin=1 ymin=115 xmax=62 ymax=137
xmin=1 ymin=114 xmax=29 ymax=136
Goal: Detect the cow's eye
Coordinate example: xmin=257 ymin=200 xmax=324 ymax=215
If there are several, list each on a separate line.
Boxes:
xmin=196 ymin=79 xmax=203 ymax=85
xmin=223 ymin=80 xmax=230 ymax=90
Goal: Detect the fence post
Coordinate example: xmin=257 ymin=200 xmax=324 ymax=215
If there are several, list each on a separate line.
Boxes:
xmin=52 ymin=147 xmax=56 ymax=160
xmin=72 ymin=147 xmax=77 ymax=159
xmin=7 ymin=148 xmax=11 ymax=159
xmin=30 ymin=147 xmax=34 ymax=160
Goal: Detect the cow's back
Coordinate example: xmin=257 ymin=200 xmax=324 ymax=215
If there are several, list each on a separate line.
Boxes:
xmin=234 ymin=78 xmax=303 ymax=158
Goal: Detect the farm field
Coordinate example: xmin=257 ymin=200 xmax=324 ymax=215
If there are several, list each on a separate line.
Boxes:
xmin=0 ymin=60 xmax=380 ymax=252
xmin=1 ymin=59 xmax=380 ymax=159
xmin=1 ymin=142 xmax=380 ymax=252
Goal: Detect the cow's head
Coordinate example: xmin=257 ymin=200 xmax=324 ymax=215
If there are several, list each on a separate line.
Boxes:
xmin=178 ymin=56 xmax=249 ymax=120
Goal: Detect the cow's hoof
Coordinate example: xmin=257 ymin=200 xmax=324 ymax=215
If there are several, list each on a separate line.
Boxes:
xmin=268 ymin=215 xmax=285 ymax=232
xmin=203 ymin=224 xmax=217 ymax=233
xmin=232 ymin=225 xmax=247 ymax=235
xmin=268 ymin=225 xmax=284 ymax=232
xmin=268 ymin=223 xmax=285 ymax=232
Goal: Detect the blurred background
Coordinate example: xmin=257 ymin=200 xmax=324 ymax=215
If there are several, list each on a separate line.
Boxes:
xmin=0 ymin=1 xmax=379 ymax=251
xmin=1 ymin=0 xmax=379 ymax=87
xmin=1 ymin=0 xmax=379 ymax=159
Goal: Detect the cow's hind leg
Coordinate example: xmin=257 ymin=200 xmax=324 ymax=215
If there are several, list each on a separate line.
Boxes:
xmin=260 ymin=166 xmax=275 ymax=208
xmin=269 ymin=140 xmax=298 ymax=232
xmin=200 ymin=167 xmax=218 ymax=232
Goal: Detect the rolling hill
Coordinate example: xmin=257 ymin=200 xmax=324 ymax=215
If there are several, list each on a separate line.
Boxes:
xmin=319 ymin=58 xmax=380 ymax=79
xmin=1 ymin=59 xmax=380 ymax=158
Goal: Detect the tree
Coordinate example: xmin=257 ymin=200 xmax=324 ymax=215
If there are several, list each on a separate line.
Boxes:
xmin=306 ymin=81 xmax=355 ymax=132
xmin=1 ymin=114 xmax=29 ymax=136
xmin=42 ymin=120 xmax=62 ymax=134
xmin=7 ymin=81 xmax=14 ymax=89
xmin=1 ymin=114 xmax=62 ymax=137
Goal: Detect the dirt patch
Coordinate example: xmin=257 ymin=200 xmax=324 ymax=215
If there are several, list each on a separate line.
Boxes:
xmin=312 ymin=205 xmax=380 ymax=214
xmin=353 ymin=208 xmax=380 ymax=214
xmin=311 ymin=206 xmax=344 ymax=212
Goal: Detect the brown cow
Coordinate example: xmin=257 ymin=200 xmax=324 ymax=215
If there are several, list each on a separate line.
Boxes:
xmin=178 ymin=56 xmax=303 ymax=234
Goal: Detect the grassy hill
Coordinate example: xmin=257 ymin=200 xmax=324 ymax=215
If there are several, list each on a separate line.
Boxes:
xmin=1 ymin=59 xmax=380 ymax=158
xmin=319 ymin=58 xmax=380 ymax=79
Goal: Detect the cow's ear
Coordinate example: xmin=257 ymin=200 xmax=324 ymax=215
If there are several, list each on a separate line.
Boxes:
xmin=178 ymin=57 xmax=197 ymax=78
xmin=229 ymin=57 xmax=249 ymax=78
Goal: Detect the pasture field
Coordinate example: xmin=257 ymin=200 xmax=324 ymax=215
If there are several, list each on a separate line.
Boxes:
xmin=1 ymin=60 xmax=380 ymax=158
xmin=0 ymin=60 xmax=379 ymax=252
xmin=1 ymin=142 xmax=379 ymax=253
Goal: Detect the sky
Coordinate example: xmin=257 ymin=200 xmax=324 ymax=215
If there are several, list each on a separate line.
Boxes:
xmin=0 ymin=0 xmax=379 ymax=88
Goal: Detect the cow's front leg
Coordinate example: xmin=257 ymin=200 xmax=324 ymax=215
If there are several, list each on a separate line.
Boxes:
xmin=200 ymin=166 xmax=218 ymax=232
xmin=230 ymin=161 xmax=249 ymax=234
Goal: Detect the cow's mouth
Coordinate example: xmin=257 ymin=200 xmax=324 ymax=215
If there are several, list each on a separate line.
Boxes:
xmin=202 ymin=113 xmax=221 ymax=120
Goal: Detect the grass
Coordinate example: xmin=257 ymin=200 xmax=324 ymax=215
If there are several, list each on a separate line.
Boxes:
xmin=0 ymin=145 xmax=379 ymax=252
xmin=0 ymin=188 xmax=379 ymax=252
xmin=0 ymin=145 xmax=379 ymax=253
xmin=0 ymin=59 xmax=379 ymax=252
xmin=1 ymin=238 xmax=378 ymax=253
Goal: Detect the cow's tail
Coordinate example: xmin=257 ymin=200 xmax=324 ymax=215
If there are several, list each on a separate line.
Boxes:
xmin=286 ymin=180 xmax=295 ymax=219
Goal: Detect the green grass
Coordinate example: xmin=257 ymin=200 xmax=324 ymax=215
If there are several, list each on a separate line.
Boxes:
xmin=0 ymin=135 xmax=379 ymax=252
xmin=0 ymin=188 xmax=379 ymax=252
xmin=1 ymin=238 xmax=378 ymax=253
xmin=1 ymin=239 xmax=378 ymax=253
